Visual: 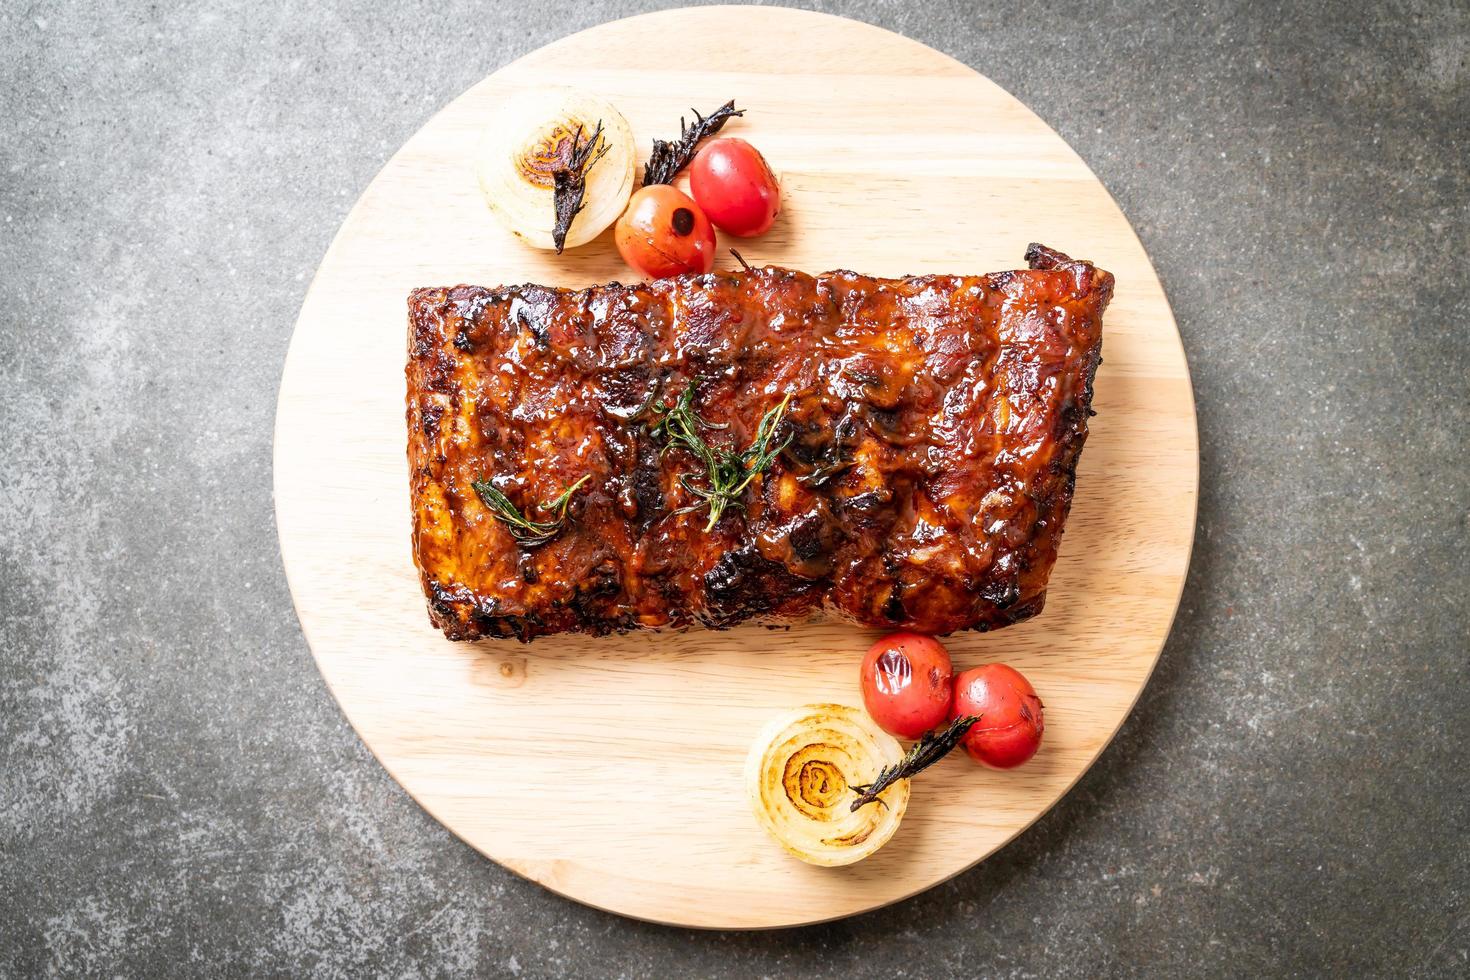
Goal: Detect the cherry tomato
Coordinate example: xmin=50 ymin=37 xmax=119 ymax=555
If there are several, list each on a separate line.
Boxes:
xmin=859 ymin=632 xmax=954 ymax=740
xmin=689 ymin=138 xmax=780 ymax=237
xmin=614 ymin=185 xmax=716 ymax=279
xmin=952 ymin=664 xmax=1044 ymax=769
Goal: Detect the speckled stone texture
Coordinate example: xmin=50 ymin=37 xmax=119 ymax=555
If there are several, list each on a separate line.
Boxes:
xmin=1 ymin=0 xmax=1465 ymax=976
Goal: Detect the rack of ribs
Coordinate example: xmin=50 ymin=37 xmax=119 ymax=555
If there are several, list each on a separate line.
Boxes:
xmin=406 ymin=244 xmax=1112 ymax=642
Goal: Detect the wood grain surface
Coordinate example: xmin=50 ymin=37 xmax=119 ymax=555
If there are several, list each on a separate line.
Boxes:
xmin=273 ymin=5 xmax=1198 ymax=929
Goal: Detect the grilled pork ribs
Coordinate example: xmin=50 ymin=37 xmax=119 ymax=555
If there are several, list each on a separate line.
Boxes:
xmin=407 ymin=244 xmax=1111 ymax=641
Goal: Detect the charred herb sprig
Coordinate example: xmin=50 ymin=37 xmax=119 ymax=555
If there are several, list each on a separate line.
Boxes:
xmin=650 ymin=382 xmax=793 ymax=532
xmin=471 ymin=475 xmax=590 ymax=546
xmin=849 ymin=715 xmax=980 ymax=811
xmin=551 ymin=122 xmax=610 ymax=254
xmin=642 ymin=100 xmax=744 ymax=186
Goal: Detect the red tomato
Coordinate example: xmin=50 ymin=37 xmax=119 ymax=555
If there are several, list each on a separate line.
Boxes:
xmin=952 ymin=664 xmax=1044 ymax=769
xmin=689 ymin=138 xmax=780 ymax=237
xmin=859 ymin=632 xmax=954 ymax=740
xmin=615 ymin=185 xmax=716 ymax=279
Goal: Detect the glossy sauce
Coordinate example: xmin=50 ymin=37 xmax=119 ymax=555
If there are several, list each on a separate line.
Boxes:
xmin=407 ymin=245 xmax=1112 ymax=641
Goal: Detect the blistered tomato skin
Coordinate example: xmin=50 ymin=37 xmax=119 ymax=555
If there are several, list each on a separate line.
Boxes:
xmin=614 ymin=185 xmax=717 ymax=279
xmin=859 ymin=632 xmax=954 ymax=740
xmin=952 ymin=664 xmax=1044 ymax=769
xmin=689 ymin=138 xmax=781 ymax=237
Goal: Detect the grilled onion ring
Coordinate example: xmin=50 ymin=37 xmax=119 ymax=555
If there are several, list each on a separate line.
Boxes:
xmin=474 ymin=87 xmax=635 ymax=251
xmin=744 ymin=703 xmax=909 ymax=866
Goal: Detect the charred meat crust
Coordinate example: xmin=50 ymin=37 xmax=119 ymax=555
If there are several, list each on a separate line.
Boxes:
xmin=407 ymin=246 xmax=1112 ymax=642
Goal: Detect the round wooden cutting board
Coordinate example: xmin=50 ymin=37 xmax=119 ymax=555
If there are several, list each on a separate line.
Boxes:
xmin=274 ymin=5 xmax=1197 ymax=929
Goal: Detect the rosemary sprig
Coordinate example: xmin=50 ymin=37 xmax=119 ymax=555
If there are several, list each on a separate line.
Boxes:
xmin=551 ymin=121 xmax=609 ymax=254
xmin=849 ymin=715 xmax=980 ymax=812
xmin=471 ymin=474 xmax=590 ymax=546
xmin=642 ymin=100 xmax=744 ymax=186
xmin=649 ymin=382 xmax=793 ymax=532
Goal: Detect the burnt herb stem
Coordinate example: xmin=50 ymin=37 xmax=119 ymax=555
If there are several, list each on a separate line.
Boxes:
xmin=471 ymin=474 xmax=590 ymax=547
xmin=642 ymin=100 xmax=744 ymax=187
xmin=849 ymin=715 xmax=980 ymax=811
xmin=551 ymin=122 xmax=609 ymax=254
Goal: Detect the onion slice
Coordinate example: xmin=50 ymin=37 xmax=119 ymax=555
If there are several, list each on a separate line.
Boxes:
xmin=474 ymin=88 xmax=635 ymax=251
xmin=744 ymin=703 xmax=909 ymax=866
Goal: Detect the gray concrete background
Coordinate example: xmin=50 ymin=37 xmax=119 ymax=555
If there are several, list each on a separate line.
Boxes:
xmin=2 ymin=0 xmax=1466 ymax=976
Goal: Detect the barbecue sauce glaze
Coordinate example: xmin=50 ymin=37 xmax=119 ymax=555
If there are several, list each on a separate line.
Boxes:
xmin=407 ymin=245 xmax=1111 ymax=641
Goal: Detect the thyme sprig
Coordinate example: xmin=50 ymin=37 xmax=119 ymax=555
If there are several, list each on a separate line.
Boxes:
xmin=642 ymin=100 xmax=744 ymax=186
xmin=471 ymin=474 xmax=590 ymax=547
xmin=551 ymin=121 xmax=609 ymax=254
xmin=650 ymin=382 xmax=793 ymax=532
xmin=849 ymin=715 xmax=980 ymax=812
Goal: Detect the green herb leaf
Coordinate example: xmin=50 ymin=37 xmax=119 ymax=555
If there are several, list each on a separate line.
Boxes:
xmin=650 ymin=381 xmax=793 ymax=532
xmin=471 ymin=474 xmax=590 ymax=547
